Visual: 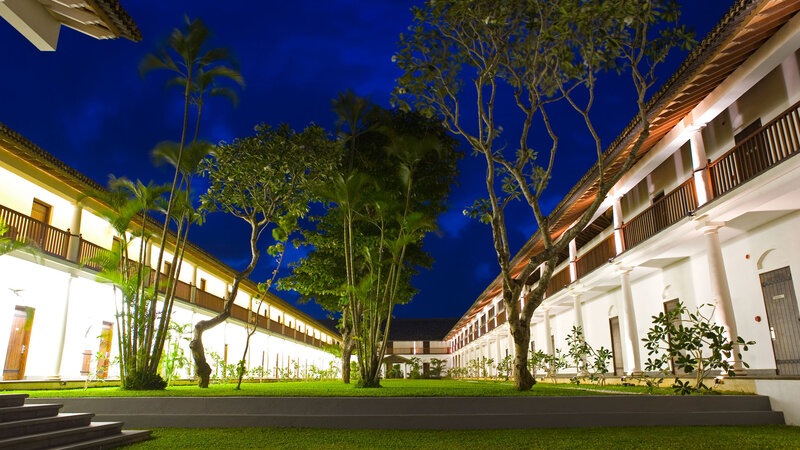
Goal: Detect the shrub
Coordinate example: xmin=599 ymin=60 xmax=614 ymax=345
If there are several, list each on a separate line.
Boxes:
xmin=643 ymin=301 xmax=755 ymax=395
xmin=124 ymin=370 xmax=167 ymax=390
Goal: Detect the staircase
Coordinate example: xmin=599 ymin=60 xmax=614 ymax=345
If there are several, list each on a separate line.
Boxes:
xmin=0 ymin=394 xmax=150 ymax=449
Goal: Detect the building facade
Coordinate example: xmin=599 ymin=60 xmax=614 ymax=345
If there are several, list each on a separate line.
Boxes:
xmin=0 ymin=124 xmax=340 ymax=382
xmin=446 ymin=0 xmax=800 ymax=421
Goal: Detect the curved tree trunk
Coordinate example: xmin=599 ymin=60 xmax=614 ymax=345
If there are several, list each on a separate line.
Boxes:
xmin=190 ymin=220 xmax=261 ymax=388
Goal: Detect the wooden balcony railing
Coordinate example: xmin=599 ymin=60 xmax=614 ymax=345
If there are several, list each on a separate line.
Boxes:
xmin=621 ymin=178 xmax=697 ymax=250
xmin=575 ymin=234 xmax=616 ymax=278
xmin=195 ymin=289 xmax=225 ymax=312
xmin=386 ymin=347 xmax=450 ymax=355
xmin=545 ymin=267 xmax=571 ymax=298
xmin=78 ymin=238 xmax=107 ymax=271
xmin=710 ymin=100 xmax=800 ymax=198
xmin=1 ymin=204 xmax=69 ymax=259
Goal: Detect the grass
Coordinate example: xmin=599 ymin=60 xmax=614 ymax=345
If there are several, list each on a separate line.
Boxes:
xmin=126 ymin=425 xmax=800 ymax=449
xmin=8 ymin=379 xmax=679 ymax=397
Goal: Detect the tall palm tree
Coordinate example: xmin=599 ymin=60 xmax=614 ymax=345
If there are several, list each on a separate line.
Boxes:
xmin=140 ymin=16 xmax=243 ymax=369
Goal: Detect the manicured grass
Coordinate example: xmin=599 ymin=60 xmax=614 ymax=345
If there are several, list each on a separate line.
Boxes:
xmin=127 ymin=425 xmax=800 ymax=449
xmin=8 ymin=379 xmax=677 ymax=397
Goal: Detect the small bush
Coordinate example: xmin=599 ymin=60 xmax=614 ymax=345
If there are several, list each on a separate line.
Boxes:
xmin=123 ymin=370 xmax=167 ymax=390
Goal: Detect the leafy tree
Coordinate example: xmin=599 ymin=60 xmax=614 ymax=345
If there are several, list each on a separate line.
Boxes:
xmin=84 ymin=177 xmax=173 ymax=388
xmin=140 ymin=16 xmax=243 ymax=377
xmin=194 ymin=123 xmax=337 ymax=388
xmin=395 ymin=0 xmax=693 ymax=390
xmin=283 ymin=98 xmax=460 ymax=387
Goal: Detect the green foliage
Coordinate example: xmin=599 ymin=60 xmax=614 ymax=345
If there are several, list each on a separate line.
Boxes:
xmin=530 ymin=349 xmax=567 ymax=384
xmin=281 ymin=97 xmax=461 ymax=387
xmin=496 ymin=355 xmax=513 ymax=381
xmin=124 ymin=369 xmax=167 ymax=391
xmin=643 ymin=301 xmax=754 ymax=395
xmin=430 ymin=358 xmax=446 ymax=379
xmin=394 ymin=0 xmax=694 ymax=391
xmin=409 ymin=357 xmax=423 ymax=379
xmin=566 ymin=326 xmax=612 ymax=386
xmin=387 ymin=364 xmax=404 ymax=379
xmin=161 ymin=321 xmax=192 ymax=386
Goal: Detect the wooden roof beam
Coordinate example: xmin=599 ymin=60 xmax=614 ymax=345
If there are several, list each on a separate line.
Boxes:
xmin=48 ymin=3 xmax=101 ymax=25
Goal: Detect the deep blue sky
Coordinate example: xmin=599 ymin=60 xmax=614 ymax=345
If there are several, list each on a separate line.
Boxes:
xmin=0 ymin=1 xmax=734 ymax=320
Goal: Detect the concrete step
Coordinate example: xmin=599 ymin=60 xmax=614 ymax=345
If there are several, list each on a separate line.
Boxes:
xmin=52 ymin=429 xmax=152 ymax=450
xmin=30 ymin=395 xmax=775 ymax=416
xmin=0 ymin=413 xmax=94 ymax=439
xmin=29 ymin=395 xmax=783 ymax=429
xmin=0 ymin=404 xmax=61 ymax=423
xmin=0 ymin=421 xmax=123 ymax=450
xmin=83 ymin=410 xmax=785 ymax=429
xmin=0 ymin=394 xmax=29 ymax=408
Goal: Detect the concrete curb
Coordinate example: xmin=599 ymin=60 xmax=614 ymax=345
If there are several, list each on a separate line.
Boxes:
xmin=26 ymin=396 xmax=784 ymax=429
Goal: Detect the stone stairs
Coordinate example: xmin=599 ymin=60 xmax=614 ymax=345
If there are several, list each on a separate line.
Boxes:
xmin=0 ymin=394 xmax=150 ymax=449
xmin=29 ymin=394 xmax=786 ymax=429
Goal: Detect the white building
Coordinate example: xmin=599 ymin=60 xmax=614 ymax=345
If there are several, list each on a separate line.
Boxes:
xmin=0 ymin=123 xmax=340 ymax=382
xmin=446 ymin=0 xmax=800 ymax=421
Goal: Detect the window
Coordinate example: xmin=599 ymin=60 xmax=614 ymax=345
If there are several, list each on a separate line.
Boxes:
xmin=30 ymin=199 xmax=51 ymax=224
xmin=199 ymin=278 xmax=207 ymax=291
xmin=112 ymin=237 xmax=124 ymax=252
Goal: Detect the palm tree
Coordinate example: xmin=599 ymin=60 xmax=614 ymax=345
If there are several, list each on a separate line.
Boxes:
xmin=140 ymin=16 xmax=243 ymax=371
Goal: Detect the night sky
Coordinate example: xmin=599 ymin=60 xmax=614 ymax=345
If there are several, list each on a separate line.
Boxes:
xmin=0 ymin=1 xmax=734 ymax=320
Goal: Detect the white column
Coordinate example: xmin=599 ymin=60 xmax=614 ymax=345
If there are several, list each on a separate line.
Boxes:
xmin=66 ymin=203 xmax=82 ymax=262
xmin=52 ymin=275 xmax=75 ymax=379
xmin=702 ymin=223 xmax=742 ymax=370
xmin=618 ymin=267 xmax=641 ymax=373
xmin=569 ymin=238 xmax=578 ymax=282
xmin=544 ymin=310 xmax=553 ymax=356
xmin=572 ymin=293 xmax=584 ymax=333
xmin=690 ymin=129 xmax=712 ymax=205
xmin=612 ymin=197 xmax=625 ymax=254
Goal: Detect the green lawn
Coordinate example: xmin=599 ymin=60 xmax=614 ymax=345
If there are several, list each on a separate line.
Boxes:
xmin=9 ymin=379 xmax=679 ymax=397
xmin=127 ymin=425 xmax=800 ymax=449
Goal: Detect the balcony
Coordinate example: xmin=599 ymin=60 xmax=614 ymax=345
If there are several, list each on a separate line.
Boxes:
xmin=1 ymin=204 xmax=70 ymax=259
xmin=538 ymin=100 xmax=800 ymax=300
xmin=385 ymin=346 xmax=450 ymax=355
xmin=709 ymin=100 xmax=800 ymax=198
xmin=0 ymin=201 xmax=327 ymax=350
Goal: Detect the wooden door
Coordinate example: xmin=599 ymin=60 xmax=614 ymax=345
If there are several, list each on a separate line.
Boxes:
xmin=29 ymin=199 xmax=51 ymax=248
xmin=609 ymin=316 xmax=624 ymax=375
xmin=760 ymin=267 xmax=800 ymax=376
xmin=96 ymin=322 xmax=113 ymax=379
xmin=3 ymin=306 xmax=34 ymax=380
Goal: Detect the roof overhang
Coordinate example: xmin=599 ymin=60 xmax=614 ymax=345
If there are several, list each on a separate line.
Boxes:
xmin=0 ymin=0 xmax=141 ymax=51
xmin=446 ymin=0 xmax=800 ymax=341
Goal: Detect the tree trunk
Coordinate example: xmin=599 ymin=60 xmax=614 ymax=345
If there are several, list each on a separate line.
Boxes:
xmin=189 ymin=325 xmax=214 ymax=388
xmin=341 ymin=333 xmax=353 ymax=384
xmin=512 ymin=321 xmax=536 ymax=390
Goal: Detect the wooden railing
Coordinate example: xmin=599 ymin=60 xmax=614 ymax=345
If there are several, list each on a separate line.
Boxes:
xmin=0 ymin=204 xmax=69 ymax=259
xmin=386 ymin=347 xmax=450 ymax=355
xmin=710 ymin=101 xmax=800 ymax=198
xmin=621 ymin=178 xmax=697 ymax=250
xmin=576 ymin=234 xmax=616 ymax=278
xmin=78 ymin=238 xmax=107 ymax=271
xmin=545 ymin=268 xmax=571 ymax=298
